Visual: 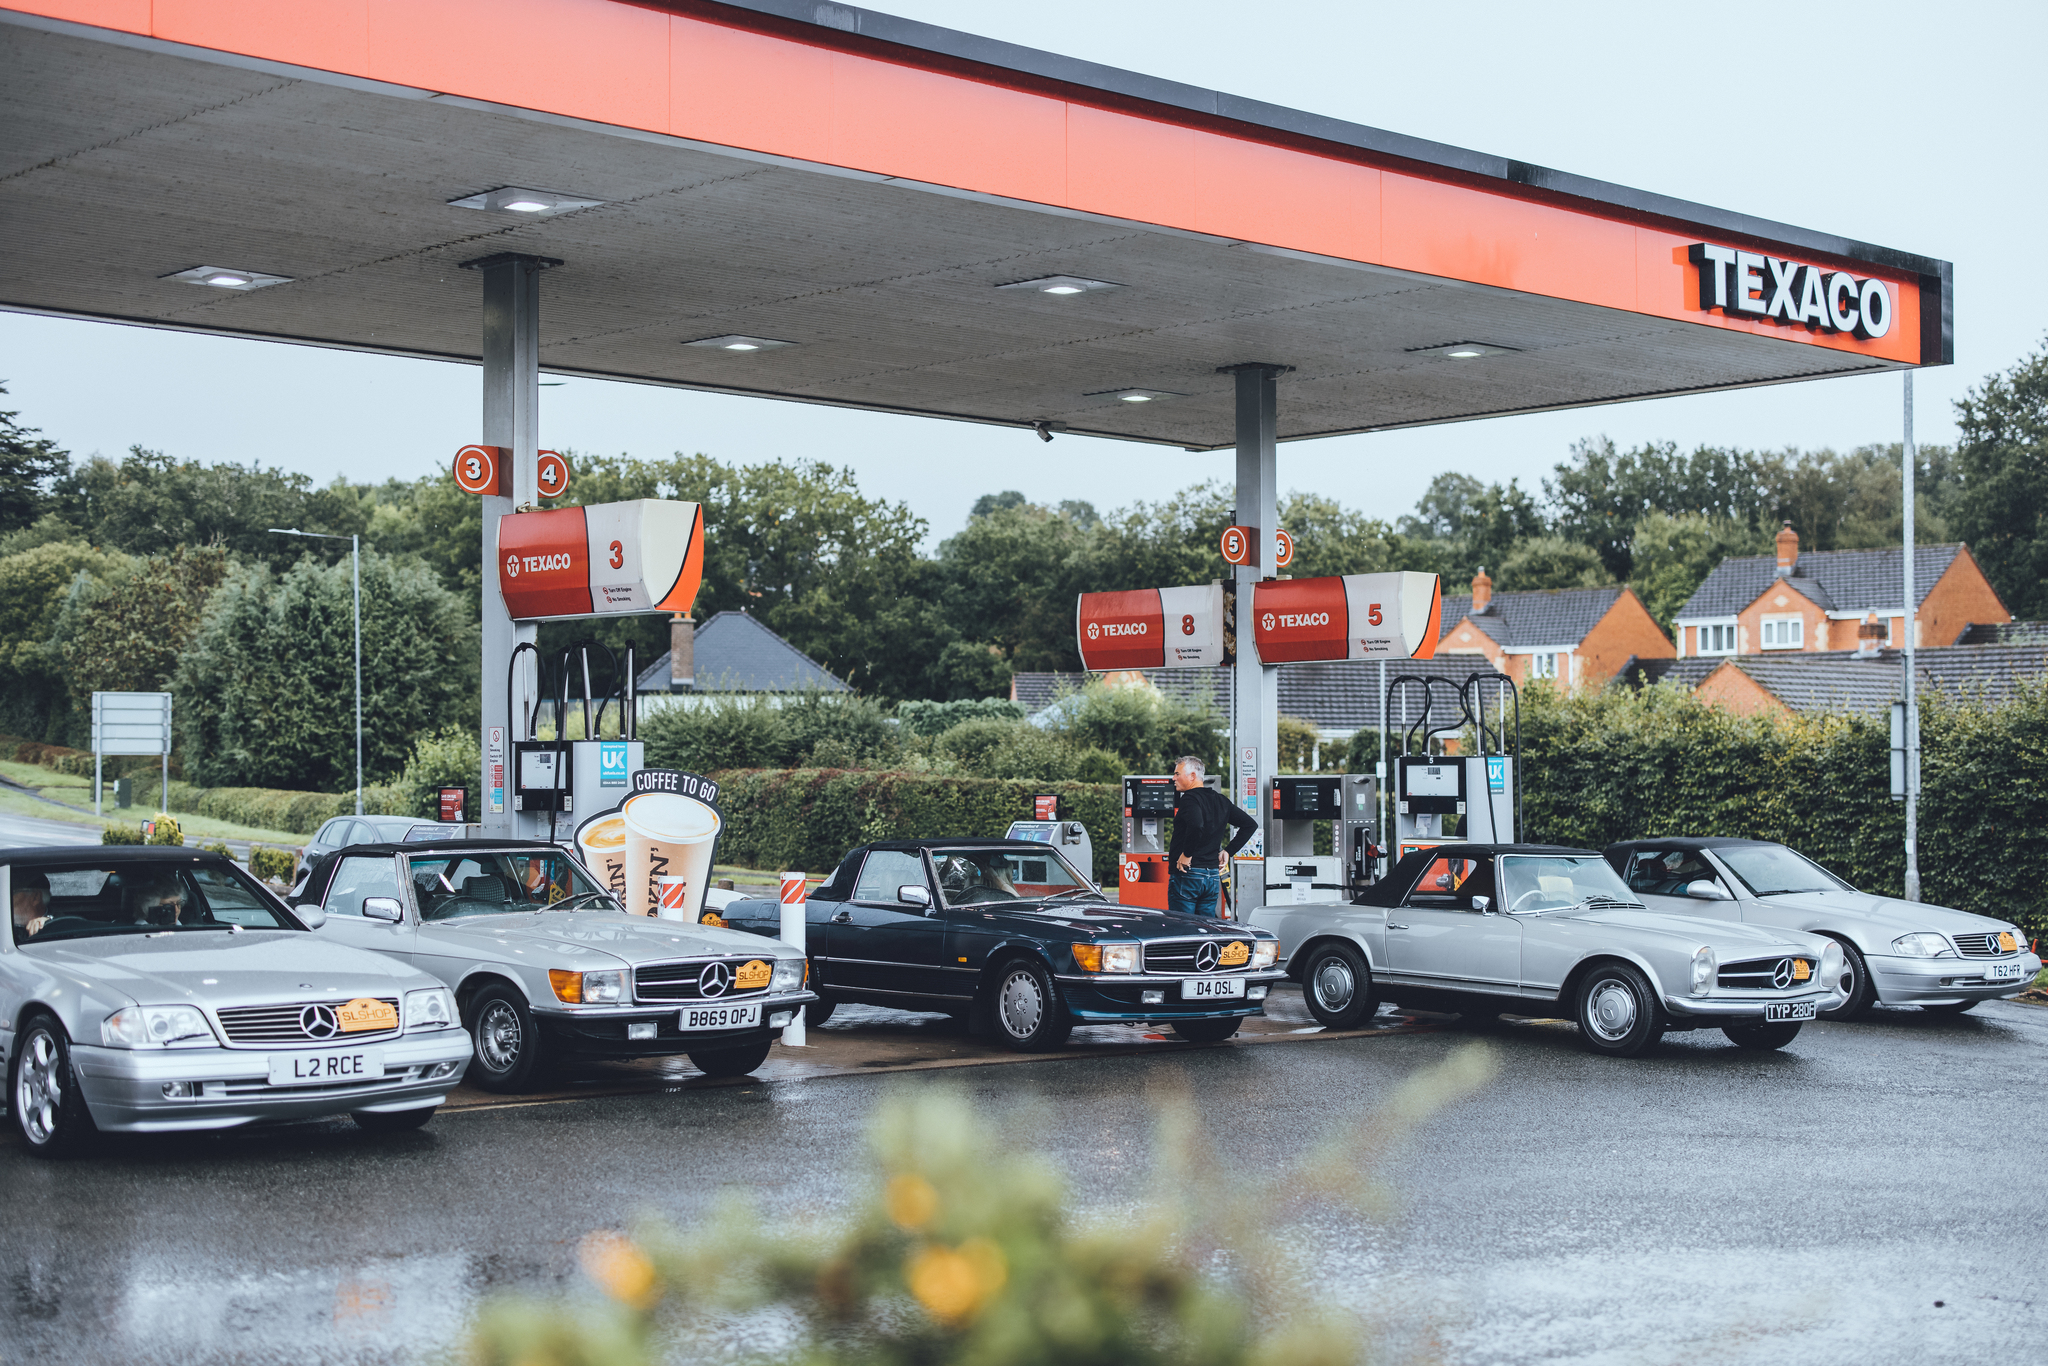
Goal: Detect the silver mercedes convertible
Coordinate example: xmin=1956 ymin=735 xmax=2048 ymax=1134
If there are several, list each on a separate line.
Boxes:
xmin=291 ymin=838 xmax=816 ymax=1091
xmin=1250 ymin=843 xmax=1846 ymax=1056
xmin=4 ymin=848 xmax=472 ymax=1156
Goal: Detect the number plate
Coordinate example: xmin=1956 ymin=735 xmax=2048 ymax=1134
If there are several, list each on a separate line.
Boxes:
xmin=1181 ymin=977 xmax=1248 ymax=1000
xmin=269 ymin=1050 xmax=384 ymax=1086
xmin=1988 ymin=961 xmax=2024 ymax=982
xmin=679 ymin=1003 xmax=763 ymax=1031
xmin=1763 ymin=1001 xmax=1817 ymax=1022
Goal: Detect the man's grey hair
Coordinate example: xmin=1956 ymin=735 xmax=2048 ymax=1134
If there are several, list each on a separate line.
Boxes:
xmin=1175 ymin=755 xmax=1206 ymax=777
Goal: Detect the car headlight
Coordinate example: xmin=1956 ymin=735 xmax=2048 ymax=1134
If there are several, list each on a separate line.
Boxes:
xmin=1891 ymin=933 xmax=1954 ymax=958
xmin=1072 ymin=943 xmax=1140 ymax=973
xmin=1251 ymin=941 xmax=1278 ymax=969
xmin=102 ymin=1005 xmax=215 ymax=1048
xmin=1690 ymin=946 xmax=1714 ymax=997
xmin=770 ymin=959 xmax=804 ymax=993
xmin=1818 ymin=941 xmax=1844 ymax=989
xmin=405 ymin=987 xmax=455 ymax=1030
xmin=548 ymin=969 xmax=627 ymax=1004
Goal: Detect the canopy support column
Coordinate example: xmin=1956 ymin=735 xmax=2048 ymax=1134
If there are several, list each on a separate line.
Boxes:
xmin=468 ymin=252 xmax=557 ymax=837
xmin=1224 ymin=362 xmax=1286 ymax=915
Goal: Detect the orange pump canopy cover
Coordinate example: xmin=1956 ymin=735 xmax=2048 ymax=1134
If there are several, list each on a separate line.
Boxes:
xmin=496 ymin=499 xmax=704 ymax=622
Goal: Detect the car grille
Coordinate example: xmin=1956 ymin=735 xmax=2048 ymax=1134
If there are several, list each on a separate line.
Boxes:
xmin=1951 ymin=932 xmax=2011 ymax=958
xmin=215 ymin=999 xmax=402 ymax=1045
xmin=1142 ymin=938 xmax=1253 ymax=974
xmin=635 ymin=958 xmax=774 ymax=1002
xmin=1716 ymin=957 xmax=1817 ymax=991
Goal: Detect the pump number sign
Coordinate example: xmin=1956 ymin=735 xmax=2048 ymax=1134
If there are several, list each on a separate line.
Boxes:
xmin=453 ymin=444 xmax=505 ymax=495
xmin=1075 ymin=583 xmax=1225 ymax=670
xmin=498 ymin=499 xmax=706 ymax=621
xmin=1251 ymin=572 xmax=1443 ymax=663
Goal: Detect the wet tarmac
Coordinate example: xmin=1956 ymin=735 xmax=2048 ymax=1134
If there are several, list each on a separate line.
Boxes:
xmin=2 ymin=990 xmax=2042 ymax=1365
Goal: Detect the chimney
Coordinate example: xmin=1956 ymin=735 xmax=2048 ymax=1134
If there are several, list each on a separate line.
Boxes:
xmin=1856 ymin=612 xmax=1885 ymax=659
xmin=1775 ymin=523 xmax=1799 ymax=577
xmin=669 ymin=615 xmax=695 ymax=692
xmin=1471 ymin=566 xmax=1494 ymax=613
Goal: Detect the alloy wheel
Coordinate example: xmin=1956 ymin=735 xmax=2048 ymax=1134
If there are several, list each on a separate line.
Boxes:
xmin=1312 ymin=956 xmax=1356 ymax=1013
xmin=15 ymin=1031 xmax=61 ymax=1146
xmin=476 ymin=1001 xmax=524 ymax=1073
xmin=1586 ymin=979 xmax=1639 ymax=1041
xmin=998 ymin=969 xmax=1044 ymax=1039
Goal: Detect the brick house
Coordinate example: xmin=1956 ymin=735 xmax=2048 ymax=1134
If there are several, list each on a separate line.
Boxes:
xmin=1637 ymin=642 xmax=2048 ymax=719
xmin=1435 ymin=570 xmax=1672 ymax=689
xmin=1671 ymin=526 xmax=2009 ymax=658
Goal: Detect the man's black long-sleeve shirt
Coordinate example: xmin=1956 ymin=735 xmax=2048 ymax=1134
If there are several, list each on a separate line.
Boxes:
xmin=1167 ymin=785 xmax=1259 ymax=866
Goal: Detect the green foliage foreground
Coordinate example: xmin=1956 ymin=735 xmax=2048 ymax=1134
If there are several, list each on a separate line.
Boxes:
xmin=1520 ymin=681 xmax=2048 ymax=943
xmin=471 ymin=1051 xmax=1497 ymax=1366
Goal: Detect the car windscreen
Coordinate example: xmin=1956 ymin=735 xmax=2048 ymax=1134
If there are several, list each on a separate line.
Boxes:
xmin=13 ymin=860 xmax=299 ymax=944
xmin=1498 ymin=855 xmax=1641 ymax=914
xmin=403 ymin=824 xmax=464 ymax=842
xmin=408 ymin=850 xmax=615 ymax=920
xmin=1713 ymin=844 xmax=1850 ymax=896
xmin=933 ymin=847 xmax=1094 ymax=908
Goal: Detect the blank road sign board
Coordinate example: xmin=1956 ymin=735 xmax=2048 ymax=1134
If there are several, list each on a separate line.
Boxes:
xmin=91 ymin=692 xmax=172 ymax=756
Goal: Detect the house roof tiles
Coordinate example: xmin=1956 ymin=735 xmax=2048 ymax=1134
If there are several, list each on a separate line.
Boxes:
xmin=634 ymin=611 xmax=850 ymax=694
xmin=1437 ymin=587 xmax=1625 ymax=650
xmin=1630 ymin=643 xmax=2048 ymax=715
xmin=1676 ymin=544 xmax=1963 ymax=620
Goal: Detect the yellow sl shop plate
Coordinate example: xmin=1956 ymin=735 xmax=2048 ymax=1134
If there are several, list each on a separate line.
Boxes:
xmin=337 ymin=997 xmax=399 ymax=1033
xmin=735 ymin=959 xmax=772 ymax=991
xmin=1792 ymin=960 xmax=1811 ymax=980
xmin=1998 ymin=932 xmax=2018 ymax=952
xmin=1218 ymin=941 xmax=1250 ymax=968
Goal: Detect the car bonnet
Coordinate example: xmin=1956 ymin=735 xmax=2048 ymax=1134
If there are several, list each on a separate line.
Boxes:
xmin=1757 ymin=889 xmax=2020 ymax=937
xmin=23 ymin=931 xmax=433 ymax=1009
xmin=1565 ymin=906 xmax=1828 ymax=953
xmin=419 ymin=909 xmax=800 ymax=965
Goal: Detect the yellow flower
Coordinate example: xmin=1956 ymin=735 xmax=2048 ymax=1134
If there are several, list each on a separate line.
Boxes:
xmin=885 ymin=1173 xmax=939 ymax=1230
xmin=578 ymin=1231 xmax=660 ymax=1309
xmin=906 ymin=1237 xmax=1007 ymax=1325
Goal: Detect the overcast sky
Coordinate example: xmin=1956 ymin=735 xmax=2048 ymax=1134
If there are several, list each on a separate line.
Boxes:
xmin=3 ymin=0 xmax=2039 ymax=545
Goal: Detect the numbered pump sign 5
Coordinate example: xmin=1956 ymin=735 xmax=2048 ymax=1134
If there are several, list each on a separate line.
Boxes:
xmin=1252 ymin=572 xmax=1443 ymax=663
xmin=498 ymin=499 xmax=706 ymax=621
xmin=572 ymin=769 xmax=724 ymax=923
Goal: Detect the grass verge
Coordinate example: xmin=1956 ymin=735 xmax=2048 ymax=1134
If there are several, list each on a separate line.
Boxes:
xmin=0 ymin=784 xmax=306 ymax=847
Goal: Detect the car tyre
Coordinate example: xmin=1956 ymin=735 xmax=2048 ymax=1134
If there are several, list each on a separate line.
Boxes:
xmin=986 ymin=957 xmax=1072 ymax=1052
xmin=464 ymin=984 xmax=545 ymax=1093
xmin=688 ymin=1040 xmax=773 ymax=1077
xmin=1818 ymin=938 xmax=1876 ymax=1021
xmin=804 ymin=996 xmax=837 ymax=1028
xmin=1919 ymin=999 xmax=1978 ymax=1016
xmin=352 ymin=1106 xmax=436 ymax=1133
xmin=8 ymin=1013 xmax=97 ymax=1158
xmin=1722 ymin=1021 xmax=1802 ymax=1050
xmin=1573 ymin=962 xmax=1664 ymax=1057
xmin=1301 ymin=941 xmax=1378 ymax=1029
xmin=1170 ymin=1016 xmax=1242 ymax=1044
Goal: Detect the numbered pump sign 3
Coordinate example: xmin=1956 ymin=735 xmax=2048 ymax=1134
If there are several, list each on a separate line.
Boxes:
xmin=499 ymin=499 xmax=705 ymax=621
xmin=573 ymin=769 xmax=724 ymax=924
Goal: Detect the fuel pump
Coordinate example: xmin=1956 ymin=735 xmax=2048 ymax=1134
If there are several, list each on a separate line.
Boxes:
xmin=1116 ymin=772 xmax=1222 ymax=910
xmin=1264 ymin=774 xmax=1380 ymax=903
xmin=507 ymin=639 xmax=645 ymax=845
xmin=1004 ymin=794 xmax=1097 ymax=887
xmin=1385 ymin=672 xmax=1520 ymax=860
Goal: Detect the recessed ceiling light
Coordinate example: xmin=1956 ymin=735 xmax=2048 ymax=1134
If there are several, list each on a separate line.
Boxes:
xmin=1407 ymin=341 xmax=1517 ymax=360
xmin=448 ymin=187 xmax=605 ymax=218
xmin=1086 ymin=387 xmax=1183 ymax=404
xmin=683 ymin=334 xmax=795 ymax=352
xmin=162 ymin=265 xmax=292 ymax=292
xmin=998 ymin=275 xmax=1123 ymax=296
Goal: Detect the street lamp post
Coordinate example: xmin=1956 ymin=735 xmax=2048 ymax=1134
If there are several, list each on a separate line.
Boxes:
xmin=270 ymin=528 xmax=363 ymax=815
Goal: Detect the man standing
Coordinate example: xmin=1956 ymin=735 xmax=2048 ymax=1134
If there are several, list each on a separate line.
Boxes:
xmin=1167 ymin=755 xmax=1258 ymax=918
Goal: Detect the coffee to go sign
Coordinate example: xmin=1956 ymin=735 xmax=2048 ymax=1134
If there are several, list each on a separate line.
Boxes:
xmin=1251 ymin=572 xmax=1442 ymax=664
xmin=1688 ymin=243 xmax=1893 ymax=339
xmin=1075 ymin=583 xmax=1226 ymax=671
xmin=497 ymin=499 xmax=705 ymax=622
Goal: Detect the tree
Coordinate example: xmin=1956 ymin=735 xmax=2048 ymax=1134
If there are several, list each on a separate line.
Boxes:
xmin=56 ymin=545 xmax=231 ymax=700
xmin=1954 ymin=338 xmax=2048 ymax=618
xmin=0 ymin=387 xmax=70 ymax=535
xmin=175 ymin=551 xmax=478 ymax=789
xmin=0 ymin=539 xmax=127 ymax=740
xmin=1627 ymin=511 xmax=1767 ymax=632
xmin=970 ymin=490 xmax=1028 ymax=518
xmin=51 ymin=448 xmax=350 ymax=568
xmin=1496 ymin=536 xmax=1608 ymax=590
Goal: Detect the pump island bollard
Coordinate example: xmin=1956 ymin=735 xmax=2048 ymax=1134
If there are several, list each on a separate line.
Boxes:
xmin=778 ymin=871 xmax=807 ymax=1046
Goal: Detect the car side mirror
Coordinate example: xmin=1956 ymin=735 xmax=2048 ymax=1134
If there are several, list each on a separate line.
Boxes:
xmin=1686 ymin=880 xmax=1732 ymax=902
xmin=362 ymin=896 xmax=405 ymax=923
xmin=1470 ymin=895 xmax=1491 ymax=913
xmin=294 ymin=905 xmax=327 ymax=929
xmin=898 ymin=885 xmax=932 ymax=909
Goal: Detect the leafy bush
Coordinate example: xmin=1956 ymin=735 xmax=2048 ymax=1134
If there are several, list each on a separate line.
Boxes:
xmin=710 ymin=769 xmax=1122 ymax=881
xmin=201 ymin=841 xmax=233 ymax=859
xmin=248 ymin=846 xmax=297 ymax=884
xmin=394 ymin=726 xmax=480 ymax=820
xmin=1037 ymin=680 xmax=1222 ymax=775
xmin=930 ymin=719 xmax=1120 ymax=784
xmin=145 ymin=814 xmax=183 ymax=846
xmin=895 ymin=697 xmax=1027 ymax=736
xmin=642 ymin=691 xmax=902 ymax=773
xmin=101 ymin=823 xmax=144 ymax=845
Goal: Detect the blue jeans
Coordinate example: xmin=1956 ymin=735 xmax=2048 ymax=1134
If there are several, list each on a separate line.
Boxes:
xmin=1169 ymin=866 xmax=1222 ymax=918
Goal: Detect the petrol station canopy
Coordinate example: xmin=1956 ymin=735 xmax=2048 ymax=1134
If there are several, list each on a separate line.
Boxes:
xmin=2 ymin=0 xmax=1950 ymax=451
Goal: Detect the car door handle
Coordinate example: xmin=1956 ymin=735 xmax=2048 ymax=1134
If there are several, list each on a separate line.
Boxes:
xmin=831 ymin=911 xmax=852 ymax=924
xmin=1387 ymin=922 xmax=1409 ymax=930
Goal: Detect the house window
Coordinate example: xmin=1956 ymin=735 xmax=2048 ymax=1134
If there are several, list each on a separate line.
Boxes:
xmin=1760 ymin=617 xmax=1803 ymax=650
xmin=1696 ymin=623 xmax=1737 ymax=655
xmin=1529 ymin=652 xmax=1567 ymax=680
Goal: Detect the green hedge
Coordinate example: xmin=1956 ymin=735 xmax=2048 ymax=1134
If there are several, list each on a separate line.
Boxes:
xmin=116 ymin=777 xmax=407 ymax=836
xmin=1519 ymin=681 xmax=2048 ymax=945
xmin=708 ymin=769 xmax=1121 ymax=882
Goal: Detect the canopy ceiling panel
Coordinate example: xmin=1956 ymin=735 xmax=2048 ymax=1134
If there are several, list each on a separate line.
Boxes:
xmin=0 ymin=1 xmax=1950 ymax=449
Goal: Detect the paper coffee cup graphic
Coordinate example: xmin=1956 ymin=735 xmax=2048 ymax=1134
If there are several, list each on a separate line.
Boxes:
xmin=623 ymin=790 xmax=722 ymax=921
xmin=576 ymin=813 xmax=630 ymax=903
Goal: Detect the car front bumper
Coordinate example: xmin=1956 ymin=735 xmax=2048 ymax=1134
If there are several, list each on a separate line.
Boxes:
xmin=1660 ymin=988 xmax=1842 ymax=1026
xmin=1869 ymin=952 xmax=2042 ymax=1006
xmin=72 ymin=1029 xmax=474 ymax=1132
xmin=536 ymin=991 xmax=818 ymax=1057
xmin=1052 ymin=969 xmax=1287 ymax=1022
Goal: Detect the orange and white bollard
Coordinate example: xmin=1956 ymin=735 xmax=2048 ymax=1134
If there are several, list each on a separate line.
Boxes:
xmin=778 ymin=871 xmax=807 ymax=1046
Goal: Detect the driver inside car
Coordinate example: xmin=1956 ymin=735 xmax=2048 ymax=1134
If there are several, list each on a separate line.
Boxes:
xmin=11 ymin=868 xmax=51 ymax=938
xmin=937 ymin=855 xmax=1019 ymax=904
xmin=126 ymin=873 xmax=189 ymax=926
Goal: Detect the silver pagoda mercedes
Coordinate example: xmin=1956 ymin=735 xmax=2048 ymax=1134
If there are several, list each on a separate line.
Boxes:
xmin=291 ymin=838 xmax=816 ymax=1091
xmin=4 ymin=848 xmax=472 ymax=1157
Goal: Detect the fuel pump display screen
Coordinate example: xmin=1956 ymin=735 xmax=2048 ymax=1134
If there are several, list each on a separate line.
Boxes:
xmin=1274 ymin=778 xmax=1340 ymax=819
xmin=1128 ymin=783 xmax=1176 ymax=815
xmin=1399 ymin=757 xmax=1465 ymax=815
xmin=1405 ymin=765 xmax=1457 ymax=797
xmin=519 ymin=749 xmax=561 ymax=789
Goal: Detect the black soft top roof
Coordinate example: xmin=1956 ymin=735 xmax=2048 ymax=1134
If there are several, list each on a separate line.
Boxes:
xmin=0 ymin=846 xmax=238 ymax=866
xmin=1604 ymin=837 xmax=1778 ymax=856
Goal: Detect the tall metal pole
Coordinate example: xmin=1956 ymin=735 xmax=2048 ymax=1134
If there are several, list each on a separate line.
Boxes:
xmin=1223 ymin=362 xmax=1285 ymax=915
xmin=468 ymin=253 xmax=555 ymax=838
xmin=352 ymin=532 xmax=363 ymax=816
xmin=1902 ymin=373 xmax=1921 ymax=902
